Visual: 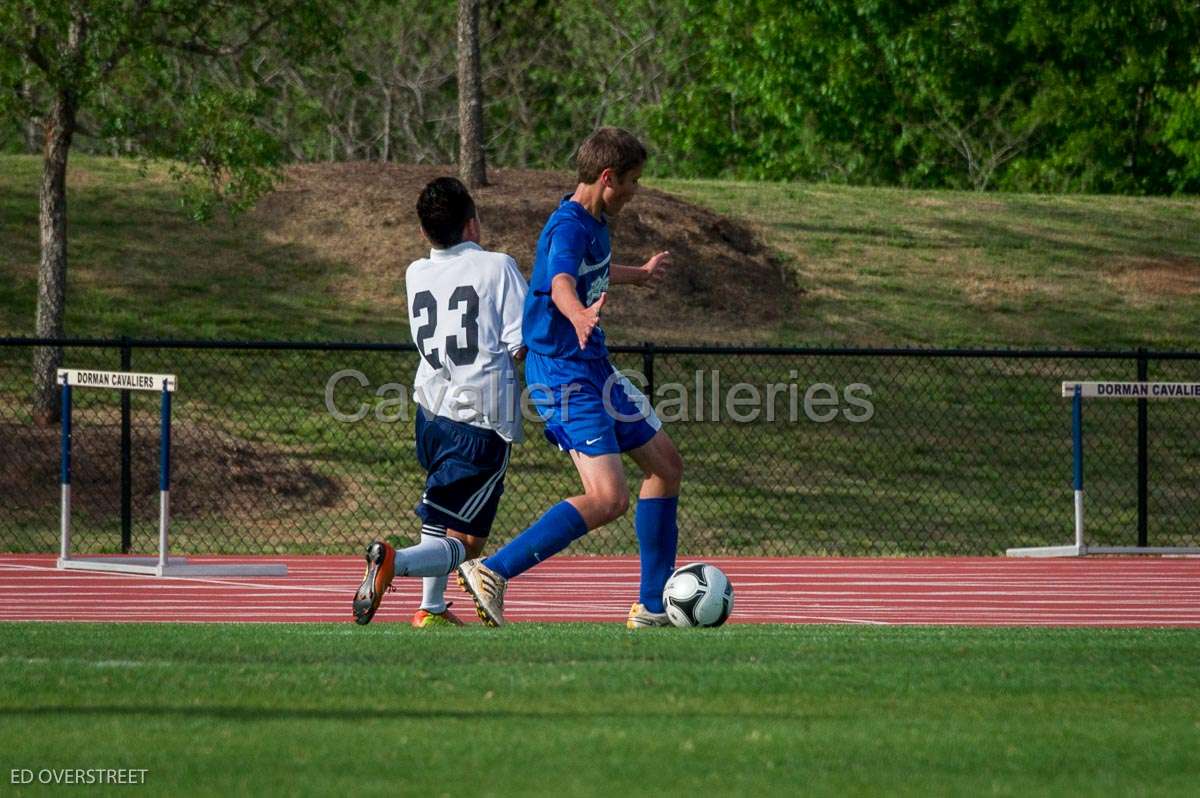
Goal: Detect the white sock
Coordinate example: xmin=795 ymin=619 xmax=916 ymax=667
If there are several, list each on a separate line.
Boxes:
xmin=421 ymin=575 xmax=448 ymax=614
xmin=394 ymin=525 xmax=466 ymax=578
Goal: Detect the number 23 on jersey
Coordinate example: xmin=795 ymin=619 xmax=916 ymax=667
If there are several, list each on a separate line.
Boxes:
xmin=411 ymin=285 xmax=480 ymax=369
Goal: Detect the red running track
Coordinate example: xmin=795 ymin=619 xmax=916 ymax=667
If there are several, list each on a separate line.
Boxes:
xmin=2 ymin=554 xmax=1200 ymax=626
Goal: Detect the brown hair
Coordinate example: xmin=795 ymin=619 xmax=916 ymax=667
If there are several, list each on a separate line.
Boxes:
xmin=575 ymin=127 xmax=647 ymax=184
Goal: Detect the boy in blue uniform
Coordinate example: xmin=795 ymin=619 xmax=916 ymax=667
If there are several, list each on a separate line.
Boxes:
xmin=458 ymin=128 xmax=682 ymax=629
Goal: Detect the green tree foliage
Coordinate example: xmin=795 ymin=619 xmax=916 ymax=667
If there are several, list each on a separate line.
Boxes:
xmin=1160 ymin=73 xmax=1200 ymax=190
xmin=2 ymin=1 xmax=1197 ymax=194
xmin=0 ymin=0 xmax=343 ymax=214
xmin=1004 ymin=0 xmax=1200 ymax=193
xmin=654 ymin=0 xmax=1199 ymax=193
xmin=177 ymin=0 xmax=685 ymax=172
xmin=0 ymin=1 xmax=344 ymax=423
xmin=649 ymin=0 xmax=1037 ymax=187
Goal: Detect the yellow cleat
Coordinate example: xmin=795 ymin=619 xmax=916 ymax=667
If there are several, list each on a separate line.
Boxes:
xmin=412 ymin=604 xmax=466 ymax=628
xmin=627 ymin=602 xmax=671 ymax=629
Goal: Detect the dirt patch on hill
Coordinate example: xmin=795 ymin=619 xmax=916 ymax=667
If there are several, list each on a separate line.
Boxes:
xmin=248 ymin=162 xmax=791 ymax=343
xmin=1 ymin=421 xmax=341 ymax=518
xmin=1104 ymin=256 xmax=1200 ymax=299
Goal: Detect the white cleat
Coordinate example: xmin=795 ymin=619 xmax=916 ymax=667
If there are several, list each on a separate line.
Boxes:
xmin=457 ymin=559 xmax=507 ymax=627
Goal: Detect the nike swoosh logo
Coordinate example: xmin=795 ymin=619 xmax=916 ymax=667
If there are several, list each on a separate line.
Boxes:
xmin=585 ymin=437 xmax=603 ymax=446
xmin=577 ymin=253 xmax=611 ymax=276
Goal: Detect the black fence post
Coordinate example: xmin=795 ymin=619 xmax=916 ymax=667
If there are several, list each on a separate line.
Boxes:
xmin=642 ymin=341 xmax=656 ymax=403
xmin=120 ymin=337 xmax=132 ymax=554
xmin=1137 ymin=348 xmax=1149 ymax=548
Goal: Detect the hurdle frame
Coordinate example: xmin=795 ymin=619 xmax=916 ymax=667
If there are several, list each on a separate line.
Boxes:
xmin=56 ymin=368 xmax=287 ymax=577
xmin=1007 ymin=380 xmax=1200 ymax=557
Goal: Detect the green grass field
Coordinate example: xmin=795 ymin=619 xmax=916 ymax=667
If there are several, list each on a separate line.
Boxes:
xmin=1 ymin=623 xmax=1198 ymax=796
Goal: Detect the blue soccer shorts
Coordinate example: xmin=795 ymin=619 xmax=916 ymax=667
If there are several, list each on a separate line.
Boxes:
xmin=524 ymin=352 xmax=662 ymax=456
xmin=414 ymin=408 xmax=511 ymax=537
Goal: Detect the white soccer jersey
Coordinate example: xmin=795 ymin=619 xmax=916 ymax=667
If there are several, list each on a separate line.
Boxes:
xmin=406 ymin=241 xmax=528 ymax=443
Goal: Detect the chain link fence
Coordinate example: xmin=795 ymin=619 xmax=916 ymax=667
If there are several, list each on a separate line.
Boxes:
xmin=2 ymin=338 xmax=1198 ymax=556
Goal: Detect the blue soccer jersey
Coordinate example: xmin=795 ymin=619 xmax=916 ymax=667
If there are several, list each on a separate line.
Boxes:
xmin=523 ymin=196 xmax=611 ymax=360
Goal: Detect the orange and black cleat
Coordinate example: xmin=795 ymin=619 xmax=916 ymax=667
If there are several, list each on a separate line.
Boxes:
xmin=353 ymin=540 xmax=396 ymax=625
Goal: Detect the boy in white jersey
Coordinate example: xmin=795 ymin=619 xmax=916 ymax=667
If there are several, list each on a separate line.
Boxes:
xmin=353 ymin=177 xmax=527 ymax=627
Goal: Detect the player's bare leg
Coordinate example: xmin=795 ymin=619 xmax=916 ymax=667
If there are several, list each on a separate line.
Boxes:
xmin=566 ymin=447 xmax=679 ymax=628
xmin=449 ymin=530 xmax=486 ymax=560
xmin=565 ymin=451 xmax=630 ymax=528
xmin=627 ymin=430 xmax=683 ymax=500
xmin=460 ymin=453 xmax=629 ymax=627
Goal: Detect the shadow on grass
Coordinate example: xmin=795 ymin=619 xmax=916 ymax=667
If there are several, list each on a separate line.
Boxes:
xmin=0 ymin=704 xmax=818 ymax=723
xmin=772 ymin=222 xmax=922 ymax=244
xmin=938 ymin=206 xmax=1200 ymax=260
xmin=930 ymin=218 xmax=1111 ymax=258
xmin=777 ymin=209 xmax=1198 ymax=264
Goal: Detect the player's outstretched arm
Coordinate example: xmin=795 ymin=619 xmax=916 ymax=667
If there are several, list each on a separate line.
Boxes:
xmin=610 ymin=251 xmax=670 ymax=286
xmin=551 ymin=274 xmax=606 ymax=350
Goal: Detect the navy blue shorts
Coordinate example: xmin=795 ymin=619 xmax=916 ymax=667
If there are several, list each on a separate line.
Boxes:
xmin=414 ymin=409 xmax=511 ymax=537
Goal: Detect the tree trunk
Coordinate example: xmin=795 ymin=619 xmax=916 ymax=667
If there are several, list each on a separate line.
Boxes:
xmin=345 ymin=95 xmax=359 ymax=160
xmin=1129 ymin=84 xmax=1146 ymax=181
xmin=19 ymin=20 xmax=40 ymax=154
xmin=381 ymin=82 xmax=392 ymax=162
xmin=457 ymin=0 xmax=486 ymax=188
xmin=19 ymin=78 xmax=40 ymax=154
xmin=32 ymin=89 xmax=77 ymax=426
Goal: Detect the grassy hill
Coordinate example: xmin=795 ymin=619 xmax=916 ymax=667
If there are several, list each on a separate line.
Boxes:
xmin=0 ymin=157 xmax=398 ymax=342
xmin=0 ymin=156 xmax=786 ymax=344
xmin=655 ymin=178 xmax=1200 ymax=349
xmin=2 ymin=154 xmax=1198 ymax=348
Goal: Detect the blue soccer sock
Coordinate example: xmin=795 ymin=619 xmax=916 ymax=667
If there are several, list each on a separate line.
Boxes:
xmin=635 ymin=496 xmax=679 ymax=613
xmin=484 ymin=501 xmax=588 ymax=579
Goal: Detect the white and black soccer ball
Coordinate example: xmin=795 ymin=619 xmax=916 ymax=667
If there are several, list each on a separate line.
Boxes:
xmin=662 ymin=563 xmax=734 ymax=628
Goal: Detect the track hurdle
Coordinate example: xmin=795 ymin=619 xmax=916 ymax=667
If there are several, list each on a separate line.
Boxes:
xmin=1007 ymin=381 xmax=1200 ymax=557
xmin=56 ymin=368 xmax=287 ymax=577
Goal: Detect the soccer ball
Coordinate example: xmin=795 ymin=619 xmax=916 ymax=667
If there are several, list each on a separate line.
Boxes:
xmin=662 ymin=563 xmax=734 ymax=628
